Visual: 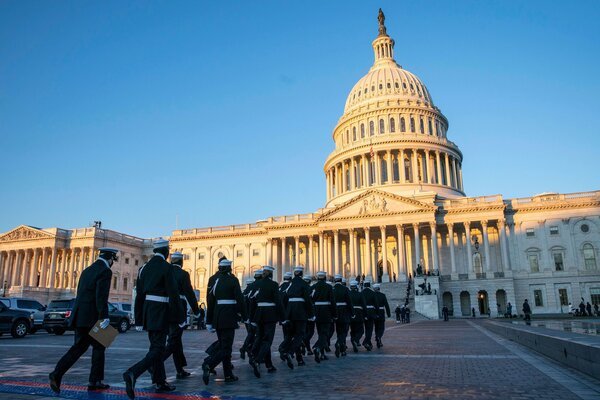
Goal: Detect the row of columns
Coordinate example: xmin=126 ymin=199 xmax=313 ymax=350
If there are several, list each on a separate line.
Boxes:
xmin=326 ymin=148 xmax=463 ymax=200
xmin=0 ymin=247 xmax=95 ymax=290
xmin=265 ymin=219 xmax=511 ymax=281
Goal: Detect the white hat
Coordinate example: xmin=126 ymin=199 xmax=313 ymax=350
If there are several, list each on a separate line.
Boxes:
xmin=254 ymin=269 xmax=263 ymax=277
xmin=218 ymin=259 xmax=232 ymax=268
xmin=350 ymin=280 xmax=358 ymax=286
xmin=334 ymin=274 xmax=342 ymax=280
xmin=316 ymin=271 xmax=326 ymax=277
xmin=284 ymin=271 xmax=292 ymax=278
xmin=373 ymin=283 xmax=381 ymax=290
xmin=245 ymin=278 xmax=254 ymax=284
xmin=171 ymin=251 xmax=183 ymax=260
xmin=263 ymin=266 xmax=275 ymax=272
xmin=153 ymin=238 xmax=169 ymax=250
xmin=303 ymin=274 xmax=312 ymax=281
xmin=342 ymin=278 xmax=347 ymax=283
xmin=98 ymin=247 xmax=119 ymax=255
xmin=293 ymin=266 xmax=304 ymax=272
xmin=326 ymin=281 xmax=333 ymax=286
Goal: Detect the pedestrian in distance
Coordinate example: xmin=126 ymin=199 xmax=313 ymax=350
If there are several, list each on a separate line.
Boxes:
xmin=522 ymin=299 xmax=532 ymax=321
xmin=49 ymin=247 xmax=118 ymax=394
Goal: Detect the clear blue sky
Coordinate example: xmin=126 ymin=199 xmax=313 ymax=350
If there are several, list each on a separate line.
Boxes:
xmin=1 ymin=1 xmax=599 ymax=238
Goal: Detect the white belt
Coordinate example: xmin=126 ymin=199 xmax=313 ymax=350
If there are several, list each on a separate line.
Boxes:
xmin=179 ymin=295 xmax=186 ymax=300
xmin=315 ymin=301 xmax=331 ymax=306
xmin=288 ymin=298 xmax=305 ymax=302
xmin=366 ymin=305 xmax=376 ymax=309
xmin=336 ymin=302 xmax=347 ymax=306
xmin=217 ymin=299 xmax=237 ymax=305
xmin=257 ymin=302 xmax=276 ymax=307
xmin=146 ymin=295 xmax=168 ymax=303
xmin=353 ymin=306 xmax=363 ymax=309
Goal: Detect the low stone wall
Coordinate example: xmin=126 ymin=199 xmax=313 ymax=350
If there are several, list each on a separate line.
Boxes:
xmin=484 ymin=320 xmax=600 ymax=380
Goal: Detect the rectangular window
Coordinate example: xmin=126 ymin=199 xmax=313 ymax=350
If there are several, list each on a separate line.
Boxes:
xmin=236 ymin=250 xmax=243 ymax=258
xmin=125 ymin=257 xmax=130 ymax=264
xmin=590 ymin=288 xmax=600 ymax=306
xmin=558 ymin=288 xmax=569 ymax=306
xmin=526 ymin=228 xmax=535 ymax=237
xmin=550 ymin=226 xmax=559 ymax=235
xmin=553 ymin=253 xmax=564 ymax=271
xmin=253 ymin=249 xmax=260 ymax=257
xmin=528 ymin=254 xmax=539 ymax=272
xmin=112 ymin=276 xmax=118 ymax=290
xmin=135 ymin=259 xmax=139 ymax=266
xmin=123 ymin=277 xmax=128 ymax=291
xmin=533 ymin=289 xmax=543 ymax=307
xmin=199 ymin=253 xmax=205 ymax=260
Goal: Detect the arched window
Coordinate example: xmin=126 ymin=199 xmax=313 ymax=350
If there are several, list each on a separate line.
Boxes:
xmin=352 ymin=127 xmax=357 ymax=141
xmin=419 ymin=118 xmax=425 ymax=134
xmin=584 ymin=244 xmax=597 ymax=270
xmin=387 ymin=82 xmax=391 ymax=89
xmin=369 ymin=121 xmax=375 ymax=136
xmin=390 ymin=118 xmax=396 ymax=132
xmin=379 ymin=119 xmax=385 ymax=134
xmin=400 ymin=117 xmax=406 ymax=132
xmin=392 ymin=156 xmax=399 ymax=181
xmin=360 ymin=124 xmax=365 ymax=138
xmin=404 ymin=158 xmax=411 ymax=182
xmin=379 ymin=83 xmax=383 ymax=90
xmin=345 ymin=130 xmax=349 ymax=143
xmin=365 ymin=87 xmax=368 ymax=94
xmin=428 ymin=119 xmax=433 ymax=135
xmin=371 ymin=85 xmax=375 ymax=92
xmin=395 ymin=82 xmax=399 ymax=89
xmin=410 ymin=117 xmax=415 ymax=132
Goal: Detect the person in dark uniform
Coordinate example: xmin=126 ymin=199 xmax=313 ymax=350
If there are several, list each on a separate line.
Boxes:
xmin=523 ymin=299 xmax=532 ymax=321
xmin=332 ymin=274 xmax=354 ymax=357
xmin=302 ymin=274 xmax=315 ymax=356
xmin=240 ymin=269 xmax=262 ymax=361
xmin=373 ymin=284 xmax=390 ymax=348
xmin=442 ymin=305 xmax=449 ymax=321
xmin=202 ymin=258 xmax=246 ymax=385
xmin=248 ymin=266 xmax=285 ymax=378
xmin=311 ymin=271 xmax=336 ymax=363
xmin=361 ymin=281 xmax=379 ymax=351
xmin=281 ymin=266 xmax=314 ymax=367
xmin=326 ymin=280 xmax=336 ymax=353
xmin=123 ymin=239 xmax=183 ymax=400
xmin=49 ymin=248 xmax=117 ymax=394
xmin=160 ymin=251 xmax=200 ymax=378
xmin=277 ymin=272 xmax=293 ymax=362
xmin=348 ymin=280 xmax=366 ymax=353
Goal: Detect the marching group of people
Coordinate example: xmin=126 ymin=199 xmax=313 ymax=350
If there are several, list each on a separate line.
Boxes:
xmin=47 ymin=239 xmax=393 ymax=400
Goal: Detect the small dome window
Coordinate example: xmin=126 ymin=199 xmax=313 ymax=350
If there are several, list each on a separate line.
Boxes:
xmin=379 ymin=84 xmax=383 ymax=90
xmin=365 ymin=87 xmax=368 ymax=94
xmin=358 ymin=90 xmax=361 ymax=96
xmin=400 ymin=117 xmax=406 ymax=132
xmin=410 ymin=117 xmax=415 ymax=132
xmin=371 ymin=85 xmax=375 ymax=91
xmin=410 ymin=83 xmax=414 ymax=91
xmin=581 ymin=224 xmax=590 ymax=233
xmin=390 ymin=118 xmax=396 ymax=133
xmin=395 ymin=82 xmax=399 ymax=88
xmin=353 ymin=127 xmax=357 ymax=141
xmin=387 ymin=82 xmax=391 ymax=89
xmin=402 ymin=82 xmax=407 ymax=89
xmin=360 ymin=124 xmax=365 ymax=138
xmin=369 ymin=121 xmax=375 ymax=136
xmin=379 ymin=119 xmax=385 ymax=134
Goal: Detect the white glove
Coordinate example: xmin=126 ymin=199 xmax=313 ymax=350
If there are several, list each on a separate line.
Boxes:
xmin=99 ymin=319 xmax=110 ymax=329
xmin=179 ymin=321 xmax=188 ymax=328
xmin=282 ymin=320 xmax=289 ymax=325
xmin=308 ymin=316 xmax=316 ymax=322
xmin=194 ymin=313 xmax=202 ymax=319
xmin=206 ymin=324 xmax=216 ymax=332
xmin=135 ymin=326 xmax=143 ymax=332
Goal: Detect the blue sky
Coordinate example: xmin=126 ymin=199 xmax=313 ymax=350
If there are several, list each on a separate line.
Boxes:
xmin=1 ymin=1 xmax=599 ymax=238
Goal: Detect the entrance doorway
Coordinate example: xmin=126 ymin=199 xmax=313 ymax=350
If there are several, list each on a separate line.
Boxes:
xmin=460 ymin=291 xmax=471 ymax=316
xmin=376 ymin=260 xmax=392 ymax=283
xmin=443 ymin=291 xmax=454 ymax=316
xmin=496 ymin=289 xmax=507 ymax=317
xmin=478 ymin=290 xmax=489 ymax=315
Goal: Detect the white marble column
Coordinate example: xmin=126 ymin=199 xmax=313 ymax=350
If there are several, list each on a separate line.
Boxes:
xmin=481 ymin=220 xmax=491 ymax=272
xmin=444 ymin=155 xmax=451 ymax=187
xmin=436 ymin=151 xmax=442 ymax=184
xmin=396 ymin=225 xmax=406 ymax=279
xmin=386 ymin=151 xmax=393 ymax=183
xmin=399 ymin=150 xmax=405 ymax=183
xmin=411 ymin=150 xmax=419 ymax=183
xmin=348 ymin=229 xmax=356 ymax=278
xmin=294 ymin=236 xmax=300 ymax=268
xmin=308 ymin=235 xmax=314 ymax=274
xmin=380 ymin=226 xmax=388 ymax=282
xmin=48 ymin=248 xmax=58 ymax=288
xmin=430 ymin=222 xmax=439 ymax=273
xmin=448 ymin=224 xmax=456 ymax=274
xmin=266 ymin=239 xmax=273 ymax=266
xmin=464 ymin=222 xmax=474 ymax=274
xmin=11 ymin=251 xmax=23 ymax=286
xmin=413 ymin=223 xmax=421 ymax=272
xmin=361 ymin=155 xmax=367 ymax=187
xmin=333 ymin=230 xmax=340 ymax=275
xmin=364 ymin=227 xmax=372 ymax=280
xmin=452 ymin=157 xmax=458 ymax=189
xmin=318 ymin=232 xmax=324 ymax=271
xmin=498 ymin=220 xmax=510 ymax=271
xmin=350 ymin=158 xmax=356 ymax=190
xmin=281 ymin=237 xmax=287 ymax=272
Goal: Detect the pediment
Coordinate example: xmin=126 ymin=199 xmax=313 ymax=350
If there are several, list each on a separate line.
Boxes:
xmin=0 ymin=225 xmax=55 ymax=242
xmin=318 ymin=190 xmax=436 ymax=221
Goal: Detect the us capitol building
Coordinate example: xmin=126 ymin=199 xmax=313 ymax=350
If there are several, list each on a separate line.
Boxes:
xmin=1 ymin=12 xmax=598 ymax=317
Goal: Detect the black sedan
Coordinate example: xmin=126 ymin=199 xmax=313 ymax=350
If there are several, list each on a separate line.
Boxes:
xmin=43 ymin=299 xmax=131 ymax=335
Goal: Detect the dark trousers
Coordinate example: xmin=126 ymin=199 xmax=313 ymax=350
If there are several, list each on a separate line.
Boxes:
xmin=241 ymin=323 xmax=256 ymax=354
xmin=335 ymin=319 xmax=349 ymax=348
xmin=350 ymin=319 xmax=364 ymax=344
xmin=163 ymin=323 xmax=186 ymax=371
xmin=204 ymin=328 xmax=235 ymax=377
xmin=254 ymin=322 xmax=275 ymax=366
xmin=284 ymin=320 xmax=306 ymax=357
xmin=128 ymin=329 xmax=167 ymax=383
xmin=53 ymin=327 xmax=105 ymax=383
xmin=303 ymin=320 xmax=315 ymax=350
xmin=374 ymin=317 xmax=385 ymax=340
xmin=327 ymin=322 xmax=335 ymax=346
xmin=314 ymin=322 xmax=330 ymax=351
xmin=363 ymin=318 xmax=375 ymax=345
xmin=278 ymin=322 xmax=293 ymax=355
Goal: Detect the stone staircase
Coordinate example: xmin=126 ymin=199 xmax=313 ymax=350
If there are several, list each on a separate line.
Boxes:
xmin=378 ymin=282 xmax=430 ymax=321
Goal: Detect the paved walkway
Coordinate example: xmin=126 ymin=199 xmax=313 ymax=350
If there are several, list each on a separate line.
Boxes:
xmin=0 ymin=319 xmax=599 ymax=399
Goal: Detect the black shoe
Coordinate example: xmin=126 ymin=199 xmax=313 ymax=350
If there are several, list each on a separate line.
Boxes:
xmin=301 ymin=346 xmax=306 ymax=356
xmin=285 ymin=353 xmax=294 ymax=370
xmin=49 ymin=372 xmax=61 ymax=395
xmin=267 ymin=366 xmax=277 ymax=373
xmin=201 ymin=363 xmax=211 ymax=385
xmin=352 ymin=340 xmax=359 ymax=353
xmin=210 ymin=368 xmax=217 ymax=375
xmin=88 ymin=381 xmax=110 ymax=390
xmin=341 ymin=351 xmax=347 ymax=356
xmin=376 ymin=338 xmax=383 ymax=348
xmin=313 ymin=348 xmax=321 ymax=364
xmin=250 ymin=360 xmax=261 ymax=378
xmin=176 ymin=370 xmax=191 ymax=379
xmin=279 ymin=352 xmax=286 ymax=361
xmin=155 ymin=382 xmax=176 ymax=393
xmin=335 ymin=343 xmax=341 ymax=358
xmin=123 ymin=370 xmax=136 ymax=400
xmin=224 ymin=374 xmax=239 ymax=383
xmin=297 ymin=359 xmax=305 ymax=366
xmin=307 ymin=348 xmax=314 ymax=355
xmin=240 ymin=347 xmax=246 ymax=360
xmin=325 ymin=346 xmax=331 ymax=352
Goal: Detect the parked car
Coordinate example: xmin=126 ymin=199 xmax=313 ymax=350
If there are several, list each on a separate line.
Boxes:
xmin=112 ymin=302 xmax=133 ymax=321
xmin=43 ymin=299 xmax=131 ymax=335
xmin=0 ymin=297 xmax=46 ymax=333
xmin=0 ymin=301 xmax=33 ymax=338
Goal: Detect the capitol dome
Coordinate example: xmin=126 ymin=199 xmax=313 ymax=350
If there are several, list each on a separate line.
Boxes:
xmin=324 ymin=9 xmax=465 ymax=207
